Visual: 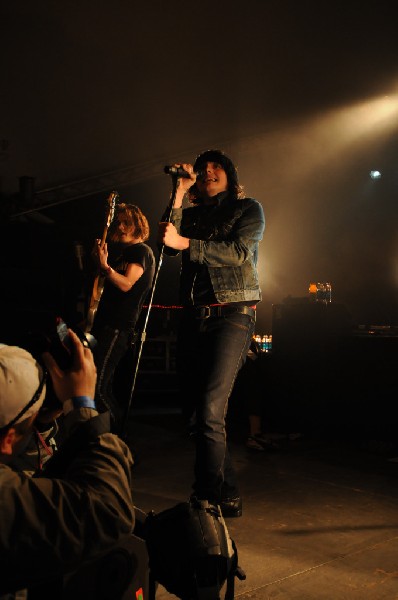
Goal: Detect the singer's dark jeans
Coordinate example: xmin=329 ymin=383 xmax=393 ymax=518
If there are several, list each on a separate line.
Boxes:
xmin=176 ymin=310 xmax=255 ymax=504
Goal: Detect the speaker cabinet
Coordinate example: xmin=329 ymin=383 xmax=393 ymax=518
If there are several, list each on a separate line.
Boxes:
xmin=272 ymin=302 xmax=352 ymax=357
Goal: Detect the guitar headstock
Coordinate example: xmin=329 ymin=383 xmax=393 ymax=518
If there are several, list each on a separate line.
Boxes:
xmin=106 ymin=190 xmax=119 ymax=228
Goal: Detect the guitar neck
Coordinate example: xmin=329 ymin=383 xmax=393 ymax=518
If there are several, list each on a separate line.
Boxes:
xmin=84 ymin=190 xmax=119 ymax=332
xmin=99 ymin=226 xmax=109 ymax=249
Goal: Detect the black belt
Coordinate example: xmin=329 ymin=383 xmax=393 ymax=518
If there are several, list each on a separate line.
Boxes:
xmin=192 ymin=305 xmax=256 ymax=319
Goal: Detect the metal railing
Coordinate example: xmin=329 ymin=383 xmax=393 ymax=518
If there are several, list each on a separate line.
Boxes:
xmin=3 ymin=158 xmax=166 ymax=219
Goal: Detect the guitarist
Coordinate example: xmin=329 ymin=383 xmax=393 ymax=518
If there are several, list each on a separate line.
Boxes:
xmin=90 ymin=203 xmax=155 ymax=435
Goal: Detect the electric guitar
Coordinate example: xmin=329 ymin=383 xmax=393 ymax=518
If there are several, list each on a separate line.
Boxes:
xmin=85 ymin=190 xmax=119 ymax=333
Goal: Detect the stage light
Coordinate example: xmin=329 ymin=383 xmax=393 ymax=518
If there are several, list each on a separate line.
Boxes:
xmin=370 ymin=170 xmax=382 ymax=179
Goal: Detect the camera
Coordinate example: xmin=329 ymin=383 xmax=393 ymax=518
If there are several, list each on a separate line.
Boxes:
xmin=23 ymin=316 xmax=96 ymax=371
xmin=52 ymin=317 xmax=96 ymax=369
xmin=19 ymin=316 xmax=97 ymax=415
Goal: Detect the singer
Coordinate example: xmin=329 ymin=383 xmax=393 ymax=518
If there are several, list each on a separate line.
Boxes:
xmin=158 ymin=149 xmax=265 ymax=518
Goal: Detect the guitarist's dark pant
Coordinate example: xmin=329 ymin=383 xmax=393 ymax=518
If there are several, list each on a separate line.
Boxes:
xmin=92 ymin=325 xmax=133 ymax=434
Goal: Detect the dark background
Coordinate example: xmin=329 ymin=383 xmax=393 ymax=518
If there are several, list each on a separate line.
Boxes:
xmin=1 ymin=1 xmax=398 ymax=338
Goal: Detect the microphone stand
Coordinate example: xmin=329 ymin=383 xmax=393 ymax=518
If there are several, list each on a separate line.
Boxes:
xmin=120 ymin=174 xmax=180 ymax=440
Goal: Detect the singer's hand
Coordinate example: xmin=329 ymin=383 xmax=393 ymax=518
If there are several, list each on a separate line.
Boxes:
xmin=165 ymin=163 xmax=196 ymax=208
xmin=180 ymin=163 xmax=195 ymax=182
xmin=158 ymin=222 xmax=190 ymax=251
xmin=176 ymin=162 xmax=196 ymax=186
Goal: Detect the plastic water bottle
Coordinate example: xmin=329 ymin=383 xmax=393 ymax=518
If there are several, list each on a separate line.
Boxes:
xmin=324 ymin=283 xmax=332 ymax=303
xmin=267 ymin=335 xmax=273 ymax=352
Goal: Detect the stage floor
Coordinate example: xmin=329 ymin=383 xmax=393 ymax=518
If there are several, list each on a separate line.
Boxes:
xmin=128 ymin=407 xmax=398 ymax=600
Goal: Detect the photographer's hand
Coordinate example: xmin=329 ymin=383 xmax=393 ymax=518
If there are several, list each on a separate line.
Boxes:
xmin=42 ymin=329 xmax=97 ymax=406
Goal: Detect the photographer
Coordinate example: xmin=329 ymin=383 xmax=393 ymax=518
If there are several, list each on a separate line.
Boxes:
xmin=0 ymin=329 xmax=135 ymax=595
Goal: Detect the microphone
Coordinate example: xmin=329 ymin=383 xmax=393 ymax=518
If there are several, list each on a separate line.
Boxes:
xmin=164 ymin=165 xmax=203 ymax=180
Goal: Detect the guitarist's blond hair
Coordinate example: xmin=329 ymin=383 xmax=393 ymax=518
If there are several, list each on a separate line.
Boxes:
xmin=109 ymin=203 xmax=150 ymax=243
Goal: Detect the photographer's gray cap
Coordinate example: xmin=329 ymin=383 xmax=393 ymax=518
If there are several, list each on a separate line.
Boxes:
xmin=0 ymin=344 xmax=46 ymax=428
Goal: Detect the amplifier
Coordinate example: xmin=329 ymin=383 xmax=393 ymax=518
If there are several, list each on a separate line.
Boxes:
xmin=272 ymin=301 xmax=352 ymax=356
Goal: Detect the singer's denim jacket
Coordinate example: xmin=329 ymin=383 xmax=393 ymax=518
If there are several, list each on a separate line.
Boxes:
xmin=164 ymin=192 xmax=265 ymax=304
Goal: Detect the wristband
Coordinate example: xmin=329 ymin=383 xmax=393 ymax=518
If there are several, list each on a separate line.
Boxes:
xmin=101 ymin=265 xmax=113 ymax=276
xmin=63 ymin=396 xmax=96 ymax=415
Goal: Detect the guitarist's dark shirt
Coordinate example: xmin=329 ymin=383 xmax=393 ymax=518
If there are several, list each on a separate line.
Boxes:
xmin=92 ymin=242 xmax=155 ymax=330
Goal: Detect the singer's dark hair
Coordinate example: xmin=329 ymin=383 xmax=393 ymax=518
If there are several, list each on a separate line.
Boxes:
xmin=188 ymin=149 xmax=244 ymax=204
xmin=109 ymin=203 xmax=150 ymax=242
